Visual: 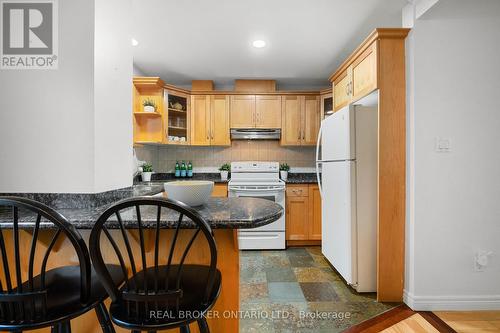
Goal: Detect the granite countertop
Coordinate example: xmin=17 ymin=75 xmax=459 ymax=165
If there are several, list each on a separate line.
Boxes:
xmin=135 ymin=172 xmax=228 ymax=185
xmin=0 ymin=189 xmax=283 ymax=230
xmin=137 ymin=172 xmax=319 ymax=185
xmin=285 ymin=173 xmax=319 ymax=184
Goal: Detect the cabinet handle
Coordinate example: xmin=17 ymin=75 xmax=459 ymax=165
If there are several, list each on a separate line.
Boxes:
xmin=298 ymin=130 xmax=301 ymax=140
xmin=211 ymin=129 xmax=214 ymax=140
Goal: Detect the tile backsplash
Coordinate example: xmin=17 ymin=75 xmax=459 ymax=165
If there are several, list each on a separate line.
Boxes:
xmin=135 ymin=141 xmax=316 ymax=173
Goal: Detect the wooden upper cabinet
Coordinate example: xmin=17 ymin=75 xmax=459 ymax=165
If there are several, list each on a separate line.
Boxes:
xmin=352 ymin=42 xmax=377 ymax=101
xmin=191 ymin=95 xmax=230 ymax=146
xmin=190 ymin=95 xmax=210 ymax=145
xmin=333 ymin=69 xmax=352 ymax=111
xmin=281 ymin=96 xmax=302 ymax=145
xmin=281 ymin=95 xmax=320 ymax=146
xmin=211 ymin=95 xmax=230 ymax=146
xmin=309 ymin=184 xmax=322 ymax=240
xmin=255 ymin=95 xmax=281 ymax=128
xmin=230 ymin=95 xmax=255 ymax=128
xmin=332 ymin=41 xmax=378 ymax=112
xmin=302 ymin=96 xmax=320 ymax=145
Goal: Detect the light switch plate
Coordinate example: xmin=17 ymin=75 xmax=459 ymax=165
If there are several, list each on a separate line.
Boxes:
xmin=435 ymin=137 xmax=452 ymax=152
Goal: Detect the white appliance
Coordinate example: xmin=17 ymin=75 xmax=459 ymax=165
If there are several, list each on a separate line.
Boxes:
xmin=316 ymin=103 xmax=378 ymax=292
xmin=228 ymin=162 xmax=286 ymax=250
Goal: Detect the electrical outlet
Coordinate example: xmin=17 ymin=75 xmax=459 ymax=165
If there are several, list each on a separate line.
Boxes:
xmin=474 ymin=250 xmax=493 ymax=272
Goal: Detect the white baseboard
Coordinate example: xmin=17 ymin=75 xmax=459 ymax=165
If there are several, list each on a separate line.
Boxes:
xmin=404 ymin=290 xmax=500 ymax=311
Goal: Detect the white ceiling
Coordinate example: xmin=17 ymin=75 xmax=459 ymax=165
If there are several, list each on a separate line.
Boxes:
xmin=132 ymin=0 xmax=406 ymax=90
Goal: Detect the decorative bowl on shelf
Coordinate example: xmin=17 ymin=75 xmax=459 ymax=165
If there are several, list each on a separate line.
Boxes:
xmin=170 ymin=102 xmax=184 ymax=110
xmin=164 ymin=181 xmax=214 ymax=206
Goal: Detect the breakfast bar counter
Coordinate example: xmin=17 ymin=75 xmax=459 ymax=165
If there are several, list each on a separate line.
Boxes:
xmin=0 ymin=189 xmax=283 ymax=333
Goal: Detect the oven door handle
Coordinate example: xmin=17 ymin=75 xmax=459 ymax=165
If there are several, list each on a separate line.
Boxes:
xmin=229 ymin=187 xmax=284 ymax=193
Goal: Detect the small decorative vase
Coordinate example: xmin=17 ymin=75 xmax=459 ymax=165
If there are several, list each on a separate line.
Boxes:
xmin=220 ymin=171 xmax=229 ymax=181
xmin=144 ymin=105 xmax=155 ymax=113
xmin=142 ymin=172 xmax=152 ymax=182
xmin=280 ymin=171 xmax=288 ymax=181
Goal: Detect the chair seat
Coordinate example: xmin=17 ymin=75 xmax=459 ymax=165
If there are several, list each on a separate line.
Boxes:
xmin=110 ymin=264 xmax=222 ymax=330
xmin=0 ymin=264 xmax=124 ymax=329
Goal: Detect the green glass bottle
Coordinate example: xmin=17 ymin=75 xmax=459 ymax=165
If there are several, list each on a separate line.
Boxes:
xmin=187 ymin=161 xmax=193 ymax=178
xmin=180 ymin=161 xmax=187 ymax=178
xmin=175 ymin=161 xmax=180 ymax=178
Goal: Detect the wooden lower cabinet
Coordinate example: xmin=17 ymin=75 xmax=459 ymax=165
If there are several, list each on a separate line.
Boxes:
xmin=285 ymin=184 xmax=321 ymax=245
xmin=308 ymin=184 xmax=322 ymax=240
xmin=212 ymin=183 xmax=228 ymax=197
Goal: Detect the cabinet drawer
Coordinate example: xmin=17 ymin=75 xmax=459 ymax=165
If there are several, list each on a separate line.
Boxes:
xmin=286 ymin=185 xmax=309 ymax=197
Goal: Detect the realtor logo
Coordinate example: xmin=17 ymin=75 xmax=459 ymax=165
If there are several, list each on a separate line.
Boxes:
xmin=1 ymin=0 xmax=58 ymax=69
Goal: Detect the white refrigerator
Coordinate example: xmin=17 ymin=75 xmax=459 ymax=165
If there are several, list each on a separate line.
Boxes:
xmin=315 ymin=104 xmax=378 ymax=292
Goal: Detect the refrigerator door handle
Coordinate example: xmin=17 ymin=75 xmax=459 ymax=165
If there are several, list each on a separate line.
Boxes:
xmin=316 ymin=123 xmax=324 ymax=198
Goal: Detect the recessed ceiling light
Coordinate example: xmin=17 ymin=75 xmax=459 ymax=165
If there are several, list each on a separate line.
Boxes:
xmin=131 ymin=38 xmax=139 ymax=46
xmin=252 ymin=40 xmax=266 ymax=48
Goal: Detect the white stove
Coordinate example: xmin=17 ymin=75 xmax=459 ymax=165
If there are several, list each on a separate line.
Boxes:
xmin=229 ymin=162 xmax=286 ymax=250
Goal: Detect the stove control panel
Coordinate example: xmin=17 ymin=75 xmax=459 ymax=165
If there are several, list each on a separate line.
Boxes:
xmin=231 ymin=161 xmax=279 ymax=173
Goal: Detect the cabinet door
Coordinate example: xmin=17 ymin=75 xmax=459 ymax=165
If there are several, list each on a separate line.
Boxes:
xmin=286 ymin=195 xmax=309 ymax=241
xmin=255 ymin=95 xmax=282 ymax=128
xmin=302 ymin=96 xmax=321 ymax=146
xmin=352 ymin=42 xmax=377 ymax=101
xmin=308 ymin=184 xmax=322 ymax=240
xmin=333 ymin=70 xmax=351 ymax=111
xmin=212 ymin=184 xmax=228 ymax=197
xmin=211 ymin=95 xmax=230 ymax=146
xmin=230 ymin=95 xmax=255 ymax=128
xmin=190 ymin=95 xmax=210 ymax=145
xmin=280 ymin=96 xmax=302 ymax=146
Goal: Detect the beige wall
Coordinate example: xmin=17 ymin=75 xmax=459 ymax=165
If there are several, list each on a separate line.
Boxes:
xmin=136 ymin=141 xmax=315 ymax=172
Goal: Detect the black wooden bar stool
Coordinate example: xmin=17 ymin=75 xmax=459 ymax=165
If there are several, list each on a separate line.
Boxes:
xmin=0 ymin=197 xmax=125 ymax=333
xmin=89 ymin=197 xmax=221 ymax=333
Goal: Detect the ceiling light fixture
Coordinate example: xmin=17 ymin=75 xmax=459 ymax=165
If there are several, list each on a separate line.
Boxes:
xmin=131 ymin=38 xmax=139 ymax=46
xmin=252 ymin=40 xmax=266 ymax=48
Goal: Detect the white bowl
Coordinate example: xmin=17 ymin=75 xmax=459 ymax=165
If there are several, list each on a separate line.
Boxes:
xmin=163 ymin=180 xmax=214 ymax=206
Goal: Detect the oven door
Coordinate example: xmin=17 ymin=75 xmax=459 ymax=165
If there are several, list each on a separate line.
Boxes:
xmin=228 ymin=186 xmax=285 ymax=231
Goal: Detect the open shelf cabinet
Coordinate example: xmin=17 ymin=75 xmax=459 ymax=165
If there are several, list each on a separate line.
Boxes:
xmin=133 ymin=77 xmax=191 ymax=146
xmin=133 ymin=77 xmax=166 ymax=145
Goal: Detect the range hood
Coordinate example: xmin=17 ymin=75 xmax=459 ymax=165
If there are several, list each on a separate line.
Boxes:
xmin=230 ymin=129 xmax=281 ymax=140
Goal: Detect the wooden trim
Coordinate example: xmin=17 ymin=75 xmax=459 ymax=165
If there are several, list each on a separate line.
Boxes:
xmin=376 ymin=36 xmax=407 ymax=302
xmin=420 ymin=312 xmax=458 ymax=333
xmin=343 ymin=305 xmax=457 ymax=333
xmin=133 ymin=76 xmax=165 ymax=88
xmin=190 ymin=90 xmax=321 ymax=96
xmin=286 ymin=240 xmax=321 ymax=247
xmin=164 ymin=83 xmax=191 ymax=95
xmin=234 ymin=79 xmax=276 ymax=92
xmin=191 ymin=80 xmax=214 ymax=91
xmin=343 ymin=305 xmax=415 ymax=333
xmin=329 ymin=28 xmax=410 ymax=82
xmin=320 ymin=87 xmax=332 ymax=95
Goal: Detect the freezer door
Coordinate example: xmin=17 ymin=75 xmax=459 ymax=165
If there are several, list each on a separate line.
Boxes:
xmin=320 ymin=106 xmax=355 ymax=161
xmin=321 ymin=161 xmax=357 ymax=285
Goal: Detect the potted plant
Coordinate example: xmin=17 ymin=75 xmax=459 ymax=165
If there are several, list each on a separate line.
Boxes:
xmin=142 ymin=163 xmax=153 ymax=182
xmin=279 ymin=163 xmax=290 ymax=181
xmin=219 ymin=163 xmax=230 ymax=181
xmin=143 ymin=98 xmax=157 ymax=113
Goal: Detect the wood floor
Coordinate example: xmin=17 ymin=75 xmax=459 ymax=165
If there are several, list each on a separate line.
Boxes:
xmin=345 ymin=304 xmax=500 ymax=333
xmin=435 ymin=311 xmax=500 ymax=333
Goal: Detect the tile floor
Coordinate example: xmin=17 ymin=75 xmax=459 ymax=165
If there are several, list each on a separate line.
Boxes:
xmin=239 ymin=247 xmax=398 ymax=333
